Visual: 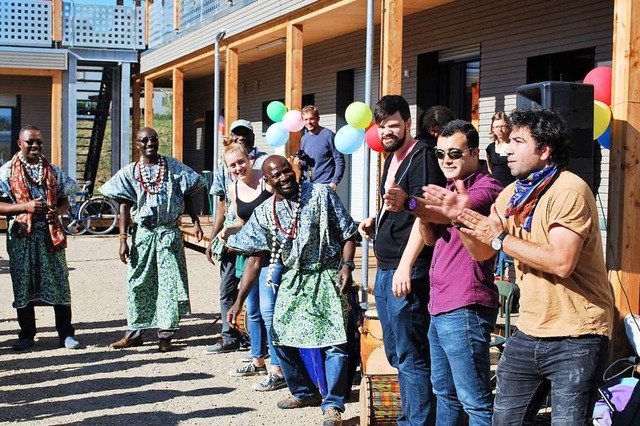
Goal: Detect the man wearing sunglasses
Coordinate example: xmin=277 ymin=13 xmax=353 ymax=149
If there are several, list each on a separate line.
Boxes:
xmin=358 ymin=95 xmax=446 ymax=425
xmin=456 ymin=108 xmax=613 ymax=425
xmin=395 ymin=120 xmax=503 ymax=425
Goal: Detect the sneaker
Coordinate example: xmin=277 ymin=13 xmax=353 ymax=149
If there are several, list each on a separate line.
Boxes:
xmin=277 ymin=394 xmax=323 ymax=409
xmin=228 ymin=363 xmax=268 ymax=377
xmin=61 ymin=336 xmax=80 ymax=349
xmin=12 ymin=338 xmax=34 ymax=351
xmin=203 ymin=340 xmax=240 ymax=354
xmin=253 ymin=372 xmax=287 ymax=392
xmin=322 ymin=407 xmax=342 ymax=426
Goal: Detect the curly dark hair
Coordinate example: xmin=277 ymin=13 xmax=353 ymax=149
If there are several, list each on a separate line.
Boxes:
xmin=510 ymin=108 xmax=571 ymax=168
xmin=439 ymin=119 xmax=479 ymax=149
xmin=374 ymin=95 xmax=411 ymax=123
xmin=418 ymin=105 xmax=456 ymax=137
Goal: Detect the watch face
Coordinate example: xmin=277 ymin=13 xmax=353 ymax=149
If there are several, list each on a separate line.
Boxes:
xmin=408 ymin=197 xmax=418 ymax=211
xmin=491 ymin=238 xmax=501 ymax=251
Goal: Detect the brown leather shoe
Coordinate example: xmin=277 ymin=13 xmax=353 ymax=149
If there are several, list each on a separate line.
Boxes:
xmin=277 ymin=394 xmax=322 ymax=409
xmin=109 ymin=335 xmax=143 ymax=349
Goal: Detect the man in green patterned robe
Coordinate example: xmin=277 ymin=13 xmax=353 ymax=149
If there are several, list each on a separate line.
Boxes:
xmin=226 ymin=155 xmax=356 ymax=426
xmin=99 ymin=127 xmax=205 ymax=353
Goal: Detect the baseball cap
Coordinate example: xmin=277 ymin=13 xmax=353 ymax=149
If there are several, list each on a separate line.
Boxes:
xmin=230 ymin=119 xmax=254 ymax=133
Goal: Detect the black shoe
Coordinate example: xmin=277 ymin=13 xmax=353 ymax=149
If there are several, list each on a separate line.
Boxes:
xmin=203 ymin=340 xmax=240 ymax=354
xmin=158 ymin=340 xmax=172 ymax=353
xmin=13 ymin=338 xmax=34 ymax=351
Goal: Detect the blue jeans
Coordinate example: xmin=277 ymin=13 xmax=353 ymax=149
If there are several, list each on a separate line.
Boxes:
xmin=429 ymin=306 xmax=497 ymax=426
xmin=493 ymin=330 xmax=609 ymax=425
xmin=275 ymin=344 xmax=349 ymax=412
xmin=245 ymin=265 xmax=281 ymax=366
xmin=259 ymin=264 xmax=281 ymax=367
xmin=374 ymin=267 xmax=433 ymax=425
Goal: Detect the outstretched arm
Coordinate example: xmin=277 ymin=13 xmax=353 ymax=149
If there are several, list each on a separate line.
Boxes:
xmin=184 ymin=193 xmax=203 ymax=242
xmin=227 ymin=252 xmax=266 ymax=327
xmin=118 ymin=201 xmax=133 ymax=264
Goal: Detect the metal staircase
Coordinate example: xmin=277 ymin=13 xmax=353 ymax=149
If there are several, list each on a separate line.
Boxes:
xmin=76 ymin=65 xmax=112 ymax=193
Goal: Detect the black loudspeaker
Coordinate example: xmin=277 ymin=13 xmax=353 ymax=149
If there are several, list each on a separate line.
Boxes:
xmin=516 ymin=81 xmax=598 ymax=193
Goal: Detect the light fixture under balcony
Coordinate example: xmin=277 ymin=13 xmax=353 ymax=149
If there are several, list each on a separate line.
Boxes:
xmin=256 ymin=38 xmax=286 ymax=51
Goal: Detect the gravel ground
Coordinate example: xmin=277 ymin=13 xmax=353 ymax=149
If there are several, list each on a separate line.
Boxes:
xmin=0 ymin=235 xmax=361 ymax=425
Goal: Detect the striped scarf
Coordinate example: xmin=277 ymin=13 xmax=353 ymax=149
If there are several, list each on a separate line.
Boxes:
xmin=505 ymin=165 xmax=560 ymax=232
xmin=9 ymin=153 xmax=67 ymax=250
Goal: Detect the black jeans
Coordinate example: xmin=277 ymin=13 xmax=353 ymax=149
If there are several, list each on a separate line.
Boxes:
xmin=17 ymin=302 xmax=74 ymax=340
xmin=219 ymin=250 xmax=240 ymax=343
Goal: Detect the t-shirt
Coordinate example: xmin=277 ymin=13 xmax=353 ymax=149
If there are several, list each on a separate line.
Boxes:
xmin=300 ymin=127 xmax=344 ymax=185
xmin=495 ymin=171 xmax=613 ymax=338
xmin=429 ymin=166 xmax=503 ymax=315
xmin=486 ymin=142 xmax=514 ymax=188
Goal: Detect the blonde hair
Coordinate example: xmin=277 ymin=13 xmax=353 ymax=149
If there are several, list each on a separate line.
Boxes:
xmin=223 ymin=142 xmax=250 ymax=165
xmin=489 ymin=111 xmax=511 ymax=142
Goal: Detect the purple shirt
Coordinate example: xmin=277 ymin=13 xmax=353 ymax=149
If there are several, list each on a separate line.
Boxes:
xmin=428 ymin=166 xmax=503 ymax=315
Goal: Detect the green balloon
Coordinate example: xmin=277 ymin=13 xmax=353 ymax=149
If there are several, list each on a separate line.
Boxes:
xmin=267 ymin=101 xmax=288 ymax=122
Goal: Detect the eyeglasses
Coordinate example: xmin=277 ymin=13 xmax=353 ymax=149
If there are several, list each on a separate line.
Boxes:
xmin=138 ymin=136 xmax=159 ymax=144
xmin=492 ymin=125 xmax=509 ymax=130
xmin=434 ymin=147 xmax=473 ymax=160
xmin=21 ymin=139 xmax=44 ymax=145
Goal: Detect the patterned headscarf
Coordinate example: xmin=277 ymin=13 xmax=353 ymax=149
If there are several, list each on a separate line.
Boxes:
xmin=505 ymin=165 xmax=560 ymax=232
xmin=9 ymin=153 xmax=67 ymax=250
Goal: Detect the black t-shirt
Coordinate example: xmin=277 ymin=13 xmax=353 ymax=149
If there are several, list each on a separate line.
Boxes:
xmin=486 ymin=142 xmax=514 ymax=188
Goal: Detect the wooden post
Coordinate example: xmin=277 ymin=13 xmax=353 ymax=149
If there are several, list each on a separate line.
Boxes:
xmin=172 ymin=67 xmax=184 ymax=161
xmin=50 ymin=71 xmax=62 ymax=166
xmin=132 ymin=79 xmax=141 ymax=162
xmin=379 ymin=0 xmax=403 ymax=96
xmin=145 ymin=0 xmax=152 ymax=46
xmin=225 ymin=47 xmax=239 ymax=135
xmin=144 ymin=77 xmax=154 ymax=127
xmin=285 ymin=23 xmax=303 ymax=156
xmin=173 ymin=0 xmax=180 ymax=31
xmin=51 ymin=0 xmax=62 ymax=42
xmin=607 ymin=0 xmax=640 ymax=358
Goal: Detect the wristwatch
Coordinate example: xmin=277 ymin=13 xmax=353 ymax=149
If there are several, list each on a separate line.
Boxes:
xmin=404 ymin=196 xmax=418 ymax=212
xmin=342 ymin=259 xmax=356 ymax=271
xmin=491 ymin=231 xmax=508 ymax=251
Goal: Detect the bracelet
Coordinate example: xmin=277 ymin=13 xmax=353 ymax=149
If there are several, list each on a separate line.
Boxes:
xmin=118 ymin=233 xmax=128 ymax=241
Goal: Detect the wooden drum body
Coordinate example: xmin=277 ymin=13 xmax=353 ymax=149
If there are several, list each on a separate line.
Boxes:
xmin=360 ymin=308 xmax=384 ymax=375
xmin=234 ymin=302 xmax=249 ymax=339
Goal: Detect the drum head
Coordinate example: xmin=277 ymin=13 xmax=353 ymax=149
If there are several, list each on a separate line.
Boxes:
xmin=366 ymin=347 xmax=397 ymax=375
xmin=364 ymin=307 xmax=379 ymax=320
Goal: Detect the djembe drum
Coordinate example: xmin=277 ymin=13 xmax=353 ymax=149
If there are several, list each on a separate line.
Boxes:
xmin=234 ymin=302 xmax=249 ymax=340
xmin=360 ymin=307 xmax=384 ymax=375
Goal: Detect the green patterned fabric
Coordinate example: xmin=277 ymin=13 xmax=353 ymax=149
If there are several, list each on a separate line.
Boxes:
xmin=227 ymin=182 xmax=357 ymax=348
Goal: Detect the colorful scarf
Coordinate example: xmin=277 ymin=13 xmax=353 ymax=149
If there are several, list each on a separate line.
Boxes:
xmin=9 ymin=153 xmax=67 ymax=250
xmin=504 ymin=165 xmax=560 ymax=232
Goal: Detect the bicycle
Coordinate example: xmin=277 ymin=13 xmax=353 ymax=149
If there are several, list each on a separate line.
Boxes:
xmin=58 ymin=181 xmax=119 ymax=235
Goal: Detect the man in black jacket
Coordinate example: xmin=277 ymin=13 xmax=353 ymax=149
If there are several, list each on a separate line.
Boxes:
xmin=359 ymin=95 xmax=446 ymax=425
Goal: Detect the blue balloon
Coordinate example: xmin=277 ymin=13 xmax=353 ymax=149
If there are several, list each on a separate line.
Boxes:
xmin=597 ymin=125 xmax=611 ymax=150
xmin=265 ymin=122 xmax=289 ymax=147
xmin=335 ymin=125 xmax=365 ymax=154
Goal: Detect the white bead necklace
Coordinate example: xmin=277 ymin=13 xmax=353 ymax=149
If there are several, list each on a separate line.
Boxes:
xmin=137 ymin=156 xmax=166 ymax=194
xmin=19 ymin=153 xmax=44 ymax=186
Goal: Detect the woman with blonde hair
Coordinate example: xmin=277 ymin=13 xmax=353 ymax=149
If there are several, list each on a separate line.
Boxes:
xmin=486 ymin=111 xmax=514 ymax=187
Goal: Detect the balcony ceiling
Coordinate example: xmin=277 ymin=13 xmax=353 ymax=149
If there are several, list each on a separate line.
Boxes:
xmin=156 ymin=0 xmax=454 ymax=85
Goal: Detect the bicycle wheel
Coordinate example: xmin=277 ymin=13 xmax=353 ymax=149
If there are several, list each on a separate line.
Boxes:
xmin=79 ymin=196 xmax=118 ymax=235
xmin=58 ymin=208 xmax=87 ymax=236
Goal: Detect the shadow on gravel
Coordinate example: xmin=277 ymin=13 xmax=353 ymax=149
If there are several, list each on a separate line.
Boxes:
xmin=1 ymin=387 xmax=236 ymax=423
xmin=57 ymin=407 xmax=255 ymax=425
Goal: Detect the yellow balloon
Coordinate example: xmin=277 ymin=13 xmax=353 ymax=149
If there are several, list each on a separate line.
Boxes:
xmin=593 ymin=100 xmax=611 ymax=139
xmin=345 ymin=102 xmax=373 ymax=129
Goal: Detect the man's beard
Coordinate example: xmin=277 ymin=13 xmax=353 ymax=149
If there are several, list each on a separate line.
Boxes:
xmin=382 ymin=132 xmax=406 ymax=153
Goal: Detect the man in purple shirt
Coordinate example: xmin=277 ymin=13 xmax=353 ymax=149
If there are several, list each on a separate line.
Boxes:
xmin=394 ymin=120 xmax=502 ymax=425
xmin=300 ymin=106 xmax=344 ymax=190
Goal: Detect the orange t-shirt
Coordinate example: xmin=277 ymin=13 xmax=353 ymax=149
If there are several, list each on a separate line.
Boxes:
xmin=495 ymin=171 xmax=613 ymax=338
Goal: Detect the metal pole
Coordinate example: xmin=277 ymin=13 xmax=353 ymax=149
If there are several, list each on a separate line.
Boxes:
xmin=212 ymin=28 xmax=226 ymax=194
xmin=361 ymin=0 xmax=374 ymax=306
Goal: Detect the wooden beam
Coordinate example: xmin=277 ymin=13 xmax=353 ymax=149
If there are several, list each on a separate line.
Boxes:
xmin=224 ymin=47 xmax=239 ymax=135
xmin=380 ymin=0 xmax=403 ymax=96
xmin=145 ymin=0 xmax=152 ymax=46
xmin=50 ymin=71 xmax=62 ymax=166
xmin=228 ymin=23 xmax=288 ymax=50
xmin=51 ymin=0 xmax=62 ymax=42
xmin=173 ymin=0 xmax=180 ymax=31
xmin=290 ymin=0 xmax=358 ymax=25
xmin=172 ymin=67 xmax=184 ymax=161
xmin=608 ymin=0 xmax=640 ymax=358
xmin=285 ymin=23 xmax=303 ymax=156
xmin=0 ymin=68 xmax=56 ymax=77
xmin=144 ymin=77 xmax=154 ymax=127
xmin=132 ymin=79 xmax=141 ymax=162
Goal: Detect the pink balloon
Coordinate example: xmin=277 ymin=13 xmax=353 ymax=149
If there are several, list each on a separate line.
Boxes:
xmin=365 ymin=124 xmax=383 ymax=153
xmin=281 ymin=110 xmax=304 ymax=132
xmin=584 ymin=67 xmax=612 ymax=105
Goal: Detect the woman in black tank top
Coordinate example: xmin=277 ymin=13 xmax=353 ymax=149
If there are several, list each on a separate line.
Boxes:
xmin=216 ymin=143 xmax=286 ymax=391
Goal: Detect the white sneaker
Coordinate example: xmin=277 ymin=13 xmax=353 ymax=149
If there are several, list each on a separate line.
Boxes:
xmin=63 ymin=336 xmax=80 ymax=349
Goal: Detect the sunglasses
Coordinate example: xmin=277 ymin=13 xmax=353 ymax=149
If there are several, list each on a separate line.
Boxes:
xmin=434 ymin=147 xmax=473 ymax=160
xmin=21 ymin=139 xmax=44 ymax=145
xmin=138 ymin=136 xmax=159 ymax=144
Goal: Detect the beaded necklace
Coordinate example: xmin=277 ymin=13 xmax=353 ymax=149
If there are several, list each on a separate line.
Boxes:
xmin=266 ymin=182 xmax=302 ymax=287
xmin=19 ymin=153 xmax=44 ymax=186
xmin=135 ymin=156 xmax=166 ymax=194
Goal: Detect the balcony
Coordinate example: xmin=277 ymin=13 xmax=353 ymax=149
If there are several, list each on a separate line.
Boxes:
xmin=0 ymin=0 xmax=145 ymax=50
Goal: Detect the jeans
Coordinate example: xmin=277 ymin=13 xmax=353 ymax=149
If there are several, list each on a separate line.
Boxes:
xmin=374 ymin=267 xmax=433 ymax=425
xmin=17 ymin=302 xmax=74 ymax=340
xmin=259 ymin=264 xmax=281 ymax=367
xmin=492 ymin=330 xmax=609 ymax=425
xmin=429 ymin=306 xmax=497 ymax=426
xmin=219 ymin=250 xmax=240 ymax=343
xmin=275 ymin=343 xmax=349 ymax=412
xmin=245 ymin=265 xmax=281 ymax=366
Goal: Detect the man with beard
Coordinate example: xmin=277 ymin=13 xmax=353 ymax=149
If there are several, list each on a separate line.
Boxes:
xmin=100 ymin=127 xmax=206 ymax=352
xmin=0 ymin=125 xmax=80 ymax=351
xmin=358 ymin=95 xmax=446 ymax=425
xmin=226 ymin=155 xmax=357 ymax=426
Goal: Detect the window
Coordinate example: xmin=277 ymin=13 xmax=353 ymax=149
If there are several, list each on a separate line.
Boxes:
xmin=527 ymin=48 xmax=595 ymax=83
